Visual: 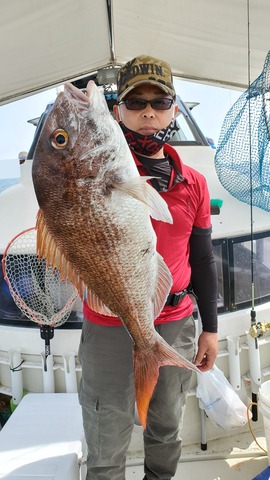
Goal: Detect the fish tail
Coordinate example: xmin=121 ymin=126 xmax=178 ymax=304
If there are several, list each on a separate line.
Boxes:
xmin=134 ymin=336 xmax=199 ymax=429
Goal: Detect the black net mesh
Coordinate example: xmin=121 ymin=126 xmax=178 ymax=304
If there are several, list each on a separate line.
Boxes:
xmin=214 ymin=51 xmax=270 ymax=211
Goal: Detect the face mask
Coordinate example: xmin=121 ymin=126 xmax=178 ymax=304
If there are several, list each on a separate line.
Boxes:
xmin=119 ymin=119 xmax=180 ymax=156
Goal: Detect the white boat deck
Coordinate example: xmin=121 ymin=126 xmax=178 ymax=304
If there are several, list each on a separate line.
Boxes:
xmin=126 ymin=428 xmax=269 ymax=479
xmin=79 ymin=430 xmax=270 ymax=480
xmin=126 ymin=456 xmax=269 ymax=480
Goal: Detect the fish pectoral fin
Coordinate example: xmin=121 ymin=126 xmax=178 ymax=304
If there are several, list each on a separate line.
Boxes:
xmin=134 ymin=336 xmax=200 ymax=429
xmin=154 ymin=254 xmax=173 ymax=319
xmin=113 ymin=177 xmax=173 ymax=224
xmin=85 ymin=288 xmax=118 ymax=317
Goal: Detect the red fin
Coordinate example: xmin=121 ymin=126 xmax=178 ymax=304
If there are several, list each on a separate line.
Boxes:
xmin=35 ymin=210 xmax=118 ymax=314
xmin=35 ymin=210 xmax=84 ymax=297
xmin=134 ymin=335 xmax=199 ymax=429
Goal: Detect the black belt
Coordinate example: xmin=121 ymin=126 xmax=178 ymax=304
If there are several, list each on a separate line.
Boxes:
xmin=165 ymin=287 xmax=189 ymax=307
xmin=165 ymin=283 xmax=197 ymax=307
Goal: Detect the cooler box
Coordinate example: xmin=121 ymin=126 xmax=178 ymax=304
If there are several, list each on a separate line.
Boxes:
xmin=0 ymin=393 xmax=85 ymax=479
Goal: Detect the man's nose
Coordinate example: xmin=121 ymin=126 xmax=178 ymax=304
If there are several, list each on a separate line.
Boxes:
xmin=142 ymin=103 xmax=155 ymax=117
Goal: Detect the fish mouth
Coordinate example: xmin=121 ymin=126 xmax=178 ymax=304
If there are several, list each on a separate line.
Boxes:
xmin=64 ymin=82 xmax=90 ymax=103
xmin=64 ymin=80 xmax=102 ymax=109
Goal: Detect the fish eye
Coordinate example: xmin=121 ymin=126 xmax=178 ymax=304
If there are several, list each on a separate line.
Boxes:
xmin=51 ymin=129 xmax=69 ymax=149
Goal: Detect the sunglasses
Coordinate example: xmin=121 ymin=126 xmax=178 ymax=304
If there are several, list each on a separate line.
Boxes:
xmin=118 ymin=97 xmax=174 ymax=111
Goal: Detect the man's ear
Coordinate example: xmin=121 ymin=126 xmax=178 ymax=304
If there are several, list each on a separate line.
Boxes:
xmin=113 ymin=104 xmax=121 ymax=122
xmin=173 ymin=104 xmax=179 ymax=118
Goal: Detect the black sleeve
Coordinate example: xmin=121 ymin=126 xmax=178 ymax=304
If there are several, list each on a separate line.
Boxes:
xmin=189 ymin=226 xmax=218 ymax=333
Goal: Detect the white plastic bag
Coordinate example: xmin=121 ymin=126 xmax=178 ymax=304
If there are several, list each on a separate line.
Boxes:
xmin=196 ymin=365 xmax=250 ymax=430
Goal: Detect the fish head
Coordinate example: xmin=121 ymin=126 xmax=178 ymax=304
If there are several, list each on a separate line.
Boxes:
xmin=32 ymin=80 xmax=123 ymax=208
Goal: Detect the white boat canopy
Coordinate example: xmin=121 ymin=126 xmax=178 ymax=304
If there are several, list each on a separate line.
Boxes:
xmin=1 ymin=0 xmax=269 ymax=105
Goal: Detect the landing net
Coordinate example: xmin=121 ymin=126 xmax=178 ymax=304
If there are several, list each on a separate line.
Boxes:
xmin=214 ymin=50 xmax=270 ymax=212
xmin=2 ymin=228 xmax=78 ymax=328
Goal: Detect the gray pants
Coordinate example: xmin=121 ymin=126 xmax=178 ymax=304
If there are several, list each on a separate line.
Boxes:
xmin=78 ymin=315 xmax=195 ymax=480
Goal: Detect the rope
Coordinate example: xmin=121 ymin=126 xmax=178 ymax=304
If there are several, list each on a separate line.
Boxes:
xmin=247 ymin=402 xmax=268 ymax=454
xmin=10 ymin=360 xmax=25 ymax=372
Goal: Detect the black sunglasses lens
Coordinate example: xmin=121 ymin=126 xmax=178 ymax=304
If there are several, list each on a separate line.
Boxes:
xmin=124 ymin=99 xmax=147 ymax=110
xmin=151 ymin=99 xmax=173 ymax=110
xmin=124 ymin=98 xmax=173 ymax=110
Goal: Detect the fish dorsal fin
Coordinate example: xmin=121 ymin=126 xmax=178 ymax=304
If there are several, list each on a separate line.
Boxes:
xmin=36 ymin=210 xmax=85 ymax=298
xmin=36 ymin=210 xmax=117 ymax=317
xmin=85 ymin=288 xmax=117 ymax=317
xmin=153 ymin=253 xmax=173 ymax=319
xmin=113 ymin=177 xmax=173 ymax=224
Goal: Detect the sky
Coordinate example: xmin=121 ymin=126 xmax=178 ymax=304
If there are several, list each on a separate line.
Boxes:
xmin=0 ymin=80 xmax=242 ymax=180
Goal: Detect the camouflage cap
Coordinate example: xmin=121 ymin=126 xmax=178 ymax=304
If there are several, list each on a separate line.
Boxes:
xmin=117 ymin=54 xmax=176 ymax=102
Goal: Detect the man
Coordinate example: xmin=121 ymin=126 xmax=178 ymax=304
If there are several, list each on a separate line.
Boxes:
xmin=79 ymin=54 xmax=218 ymax=480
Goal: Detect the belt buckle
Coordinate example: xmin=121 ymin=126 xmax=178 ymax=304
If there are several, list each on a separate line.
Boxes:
xmin=172 ymin=291 xmax=184 ymax=306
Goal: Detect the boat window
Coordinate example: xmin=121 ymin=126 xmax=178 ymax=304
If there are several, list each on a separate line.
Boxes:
xmin=212 ymin=231 xmax=270 ymax=314
xmin=212 ymin=242 xmax=226 ymax=310
xmin=229 ymin=233 xmax=270 ymax=308
xmin=172 ymin=114 xmax=197 ymax=143
xmin=169 ymin=96 xmax=210 ymax=147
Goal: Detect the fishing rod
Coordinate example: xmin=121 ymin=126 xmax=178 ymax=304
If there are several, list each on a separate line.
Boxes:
xmin=247 ymin=47 xmax=270 ymax=419
xmin=245 ymin=0 xmax=270 ymax=421
xmin=246 ymin=0 xmax=259 ymax=421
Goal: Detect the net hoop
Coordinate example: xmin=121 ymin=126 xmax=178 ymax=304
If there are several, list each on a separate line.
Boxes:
xmin=2 ymin=227 xmax=78 ymax=327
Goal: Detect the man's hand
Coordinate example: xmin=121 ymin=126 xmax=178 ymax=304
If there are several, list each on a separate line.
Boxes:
xmin=194 ymin=331 xmax=218 ymax=372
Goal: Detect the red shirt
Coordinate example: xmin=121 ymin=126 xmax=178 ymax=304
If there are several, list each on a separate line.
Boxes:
xmin=83 ymin=143 xmax=211 ymax=326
